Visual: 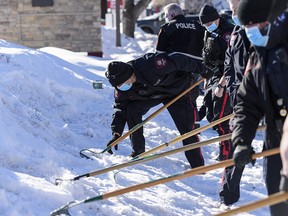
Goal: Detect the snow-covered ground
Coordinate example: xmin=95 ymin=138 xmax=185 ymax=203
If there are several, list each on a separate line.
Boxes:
xmin=0 ymin=26 xmax=269 ymax=216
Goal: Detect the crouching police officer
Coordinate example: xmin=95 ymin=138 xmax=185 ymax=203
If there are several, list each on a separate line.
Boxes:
xmin=105 ymin=52 xmax=212 ymax=168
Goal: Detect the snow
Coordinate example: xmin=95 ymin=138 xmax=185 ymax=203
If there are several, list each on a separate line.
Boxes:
xmin=0 ymin=26 xmax=269 ymax=216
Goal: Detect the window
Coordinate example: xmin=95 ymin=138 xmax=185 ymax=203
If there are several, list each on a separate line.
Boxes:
xmin=32 ymin=0 xmax=54 ymax=7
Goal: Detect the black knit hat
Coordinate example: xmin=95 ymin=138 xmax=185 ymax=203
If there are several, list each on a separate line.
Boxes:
xmin=237 ymin=0 xmax=272 ymax=25
xmin=199 ymin=4 xmax=220 ymax=24
xmin=267 ymin=0 xmax=288 ymax=22
xmin=105 ymin=61 xmax=133 ymax=87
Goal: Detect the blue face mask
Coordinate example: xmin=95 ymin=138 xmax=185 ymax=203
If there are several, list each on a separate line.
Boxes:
xmin=232 ymin=15 xmax=241 ymax=26
xmin=245 ymin=25 xmax=270 ymax=47
xmin=117 ymin=82 xmax=132 ymax=91
xmin=206 ymin=22 xmax=218 ymax=32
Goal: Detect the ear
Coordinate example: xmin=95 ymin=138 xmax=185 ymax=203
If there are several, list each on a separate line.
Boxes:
xmin=131 ymin=73 xmax=136 ymax=83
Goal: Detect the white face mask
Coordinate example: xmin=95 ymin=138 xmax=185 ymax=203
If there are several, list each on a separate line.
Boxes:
xmin=232 ymin=15 xmax=241 ymax=26
xmin=117 ymin=82 xmax=133 ymax=91
xmin=206 ymin=22 xmax=218 ymax=32
xmin=245 ymin=24 xmax=271 ymax=47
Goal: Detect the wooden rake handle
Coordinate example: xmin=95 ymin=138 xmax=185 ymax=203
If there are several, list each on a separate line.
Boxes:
xmin=136 ymin=112 xmax=235 ymax=159
xmin=52 ymin=147 xmax=279 ymax=215
xmin=99 ymin=125 xmax=266 ymax=178
xmin=61 ymin=125 xmax=266 ymax=183
xmin=98 ymin=148 xmax=279 ymax=201
xmin=150 ymin=124 xmax=266 ymax=161
xmin=215 ymin=191 xmax=288 ymax=216
xmin=66 ymin=130 xmax=233 ymax=182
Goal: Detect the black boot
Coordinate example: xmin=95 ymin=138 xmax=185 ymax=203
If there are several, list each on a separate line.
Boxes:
xmin=215 ymin=154 xmax=227 ymax=161
xmin=130 ymin=150 xmax=145 ymax=158
xmin=215 ymin=143 xmax=227 ymax=161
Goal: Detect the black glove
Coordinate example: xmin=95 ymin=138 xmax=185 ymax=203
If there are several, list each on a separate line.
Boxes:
xmin=280 ymin=172 xmax=288 ymax=192
xmin=201 ymin=66 xmax=219 ymax=80
xmin=201 ymin=70 xmax=213 ymax=80
xmin=233 ymin=144 xmax=255 ymax=169
xmin=106 ymin=133 xmax=120 ymax=154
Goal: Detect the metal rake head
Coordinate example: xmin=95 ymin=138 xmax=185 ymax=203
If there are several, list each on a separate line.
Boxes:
xmin=79 ymin=148 xmax=103 ymax=159
xmin=50 ymin=203 xmax=71 ymax=216
xmin=50 ymin=200 xmax=82 ymax=216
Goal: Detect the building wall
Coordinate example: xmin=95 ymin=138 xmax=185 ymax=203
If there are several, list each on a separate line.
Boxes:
xmin=150 ymin=0 xmax=229 ymax=14
xmin=0 ymin=0 xmax=102 ymax=54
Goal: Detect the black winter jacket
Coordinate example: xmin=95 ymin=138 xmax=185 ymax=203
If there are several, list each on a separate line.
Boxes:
xmin=202 ymin=17 xmax=234 ymax=88
xmin=156 ymin=14 xmax=205 ymax=60
xmin=232 ymin=13 xmax=288 ymax=149
xmin=224 ymin=25 xmax=250 ymax=105
xmin=231 ymin=47 xmax=281 ymax=149
xmin=111 ymin=52 xmax=203 ymax=135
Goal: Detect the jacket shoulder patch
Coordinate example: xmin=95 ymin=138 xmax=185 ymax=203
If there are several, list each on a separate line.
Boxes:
xmin=222 ymin=32 xmax=231 ymax=44
xmin=154 ymin=57 xmax=167 ymax=69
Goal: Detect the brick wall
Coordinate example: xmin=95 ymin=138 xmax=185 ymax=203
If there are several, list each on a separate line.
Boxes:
xmin=0 ymin=0 xmax=102 ymax=54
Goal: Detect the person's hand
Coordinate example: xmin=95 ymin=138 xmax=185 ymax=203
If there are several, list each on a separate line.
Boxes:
xmin=233 ymin=143 xmax=255 ymax=169
xmin=280 ymin=172 xmax=288 ymax=192
xmin=280 ymin=116 xmax=288 ymax=184
xmin=106 ymin=133 xmax=120 ymax=154
xmin=229 ymin=116 xmax=235 ymax=131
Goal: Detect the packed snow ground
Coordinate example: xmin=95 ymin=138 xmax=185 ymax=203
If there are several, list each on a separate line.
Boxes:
xmin=0 ymin=26 xmax=269 ymax=216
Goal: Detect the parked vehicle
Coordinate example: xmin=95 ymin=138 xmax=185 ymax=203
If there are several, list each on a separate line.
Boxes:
xmin=136 ymin=10 xmax=233 ymax=35
xmin=136 ymin=11 xmax=166 ymax=34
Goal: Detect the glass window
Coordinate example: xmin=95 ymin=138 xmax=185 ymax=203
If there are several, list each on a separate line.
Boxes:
xmin=32 ymin=0 xmax=53 ymax=7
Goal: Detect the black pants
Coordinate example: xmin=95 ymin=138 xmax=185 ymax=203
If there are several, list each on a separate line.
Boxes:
xmin=126 ymin=93 xmax=204 ymax=168
xmin=204 ymin=87 xmax=244 ymax=204
xmin=264 ymin=153 xmax=288 ymax=215
xmin=203 ymin=87 xmax=232 ymax=158
xmin=219 ymin=165 xmax=245 ymax=205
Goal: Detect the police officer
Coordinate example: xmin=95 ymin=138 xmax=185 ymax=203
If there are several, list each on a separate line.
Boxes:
xmin=224 ymin=0 xmax=250 ymax=106
xmin=199 ymin=4 xmax=234 ymax=161
xmin=156 ymin=3 xmax=206 ymax=128
xmin=232 ymin=0 xmax=288 ymax=215
xmin=218 ymin=0 xmax=251 ymax=206
xmin=156 ymin=3 xmax=204 ymax=58
xmin=105 ymin=52 xmax=211 ymax=168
